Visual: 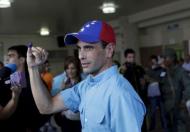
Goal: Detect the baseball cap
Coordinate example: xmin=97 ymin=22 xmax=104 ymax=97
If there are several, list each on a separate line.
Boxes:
xmin=64 ymin=20 xmax=116 ymax=45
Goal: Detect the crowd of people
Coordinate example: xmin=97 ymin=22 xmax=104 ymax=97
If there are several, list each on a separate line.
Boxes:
xmin=0 ymin=20 xmax=190 ymax=132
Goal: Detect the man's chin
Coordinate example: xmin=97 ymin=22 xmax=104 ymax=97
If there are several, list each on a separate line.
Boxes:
xmin=82 ymin=68 xmax=91 ymax=74
xmin=83 ymin=70 xmax=90 ymax=74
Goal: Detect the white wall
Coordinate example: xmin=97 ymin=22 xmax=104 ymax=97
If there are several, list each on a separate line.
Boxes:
xmin=126 ymin=0 xmax=190 ymax=55
xmin=139 ymin=18 xmax=190 ymax=48
xmin=0 ymin=35 xmax=75 ymax=50
xmin=109 ymin=1 xmax=190 ymax=64
xmin=110 ymin=17 xmax=141 ymax=64
xmin=126 ymin=0 xmax=190 ymax=49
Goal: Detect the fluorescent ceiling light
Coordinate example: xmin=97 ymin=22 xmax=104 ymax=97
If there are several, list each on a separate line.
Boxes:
xmin=40 ymin=27 xmax=50 ymax=36
xmin=0 ymin=0 xmax=13 ymax=8
xmin=100 ymin=2 xmax=118 ymax=14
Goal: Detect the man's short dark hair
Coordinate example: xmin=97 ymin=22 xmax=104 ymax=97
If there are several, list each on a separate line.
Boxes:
xmin=100 ymin=41 xmax=115 ymax=57
xmin=100 ymin=41 xmax=109 ymax=49
xmin=8 ymin=45 xmax=27 ymax=58
xmin=124 ymin=48 xmax=135 ymax=57
xmin=8 ymin=45 xmax=29 ymax=75
xmin=150 ymin=55 xmax=158 ymax=62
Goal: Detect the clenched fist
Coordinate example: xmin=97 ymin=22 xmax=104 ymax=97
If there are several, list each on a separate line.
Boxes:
xmin=27 ymin=46 xmax=48 ymax=68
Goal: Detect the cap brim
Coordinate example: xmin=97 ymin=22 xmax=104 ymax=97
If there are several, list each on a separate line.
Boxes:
xmin=64 ymin=33 xmax=100 ymax=45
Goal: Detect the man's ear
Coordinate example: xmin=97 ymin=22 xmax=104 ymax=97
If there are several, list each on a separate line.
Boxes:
xmin=19 ymin=57 xmax=25 ymax=64
xmin=105 ymin=43 xmax=115 ymax=58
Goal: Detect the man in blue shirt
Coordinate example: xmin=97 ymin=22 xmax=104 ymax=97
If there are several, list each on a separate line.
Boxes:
xmin=27 ymin=20 xmax=146 ymax=132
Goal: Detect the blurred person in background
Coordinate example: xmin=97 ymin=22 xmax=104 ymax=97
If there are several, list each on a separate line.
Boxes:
xmin=0 ymin=45 xmax=50 ymax=132
xmin=0 ymin=61 xmax=4 ymax=69
xmin=182 ymin=54 xmax=190 ymax=72
xmin=120 ymin=48 xmax=147 ymax=132
xmin=53 ymin=56 xmax=82 ymax=132
xmin=146 ymin=55 xmax=168 ymax=132
xmin=0 ymin=63 xmax=21 ymax=121
xmin=160 ymin=48 xmax=190 ymax=132
xmin=40 ymin=60 xmax=53 ymax=92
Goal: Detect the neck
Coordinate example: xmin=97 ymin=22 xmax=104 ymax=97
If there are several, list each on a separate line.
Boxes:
xmin=91 ymin=61 xmax=113 ymax=76
xmin=17 ymin=65 xmax=25 ymax=72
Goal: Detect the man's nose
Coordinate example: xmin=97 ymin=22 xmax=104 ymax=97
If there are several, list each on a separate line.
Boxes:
xmin=78 ymin=50 xmax=86 ymax=60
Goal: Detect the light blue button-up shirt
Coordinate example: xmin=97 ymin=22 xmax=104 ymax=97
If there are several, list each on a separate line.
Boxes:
xmin=60 ymin=66 xmax=146 ymax=132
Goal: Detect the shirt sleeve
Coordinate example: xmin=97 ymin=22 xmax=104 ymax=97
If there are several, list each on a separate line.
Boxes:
xmin=181 ymin=69 xmax=190 ymax=101
xmin=110 ymin=89 xmax=146 ymax=132
xmin=59 ymin=84 xmax=81 ymax=113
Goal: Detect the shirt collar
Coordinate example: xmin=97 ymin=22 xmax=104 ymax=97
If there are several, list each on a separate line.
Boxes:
xmin=86 ymin=65 xmax=118 ymax=86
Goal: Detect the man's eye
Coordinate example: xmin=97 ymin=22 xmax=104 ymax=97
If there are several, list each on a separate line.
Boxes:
xmin=85 ymin=47 xmax=94 ymax=50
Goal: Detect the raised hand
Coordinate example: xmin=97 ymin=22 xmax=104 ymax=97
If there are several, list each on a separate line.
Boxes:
xmin=11 ymin=85 xmax=22 ymax=101
xmin=27 ymin=46 xmax=48 ymax=68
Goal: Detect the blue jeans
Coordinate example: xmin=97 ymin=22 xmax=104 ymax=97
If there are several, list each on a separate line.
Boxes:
xmin=149 ymin=96 xmax=168 ymax=132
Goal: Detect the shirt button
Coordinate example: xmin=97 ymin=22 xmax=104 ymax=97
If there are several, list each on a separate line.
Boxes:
xmin=85 ymin=118 xmax=88 ymax=122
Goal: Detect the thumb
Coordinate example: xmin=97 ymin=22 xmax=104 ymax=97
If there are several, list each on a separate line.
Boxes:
xmin=27 ymin=46 xmax=33 ymax=57
xmin=27 ymin=46 xmax=35 ymax=68
xmin=27 ymin=42 xmax=33 ymax=57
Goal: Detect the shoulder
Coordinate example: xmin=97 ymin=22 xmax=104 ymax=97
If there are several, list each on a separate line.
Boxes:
xmin=110 ymin=73 xmax=145 ymax=103
xmin=70 ymin=77 xmax=89 ymax=93
xmin=109 ymin=74 xmax=146 ymax=114
xmin=175 ymin=65 xmax=187 ymax=75
xmin=136 ymin=64 xmax=145 ymax=71
xmin=177 ymin=66 xmax=190 ymax=80
xmin=109 ymin=74 xmax=135 ymax=96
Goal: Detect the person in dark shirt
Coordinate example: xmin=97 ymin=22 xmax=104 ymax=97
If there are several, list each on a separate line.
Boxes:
xmin=120 ymin=48 xmax=145 ymax=93
xmin=120 ymin=48 xmax=147 ymax=132
xmin=0 ymin=45 xmax=50 ymax=132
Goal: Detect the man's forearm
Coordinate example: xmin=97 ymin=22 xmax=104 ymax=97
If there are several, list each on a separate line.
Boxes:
xmin=0 ymin=97 xmax=19 ymax=120
xmin=28 ymin=67 xmax=67 ymax=114
xmin=28 ymin=67 xmax=55 ymax=114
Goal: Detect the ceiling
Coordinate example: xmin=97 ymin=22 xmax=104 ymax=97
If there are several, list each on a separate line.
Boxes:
xmin=0 ymin=0 xmax=178 ymax=36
